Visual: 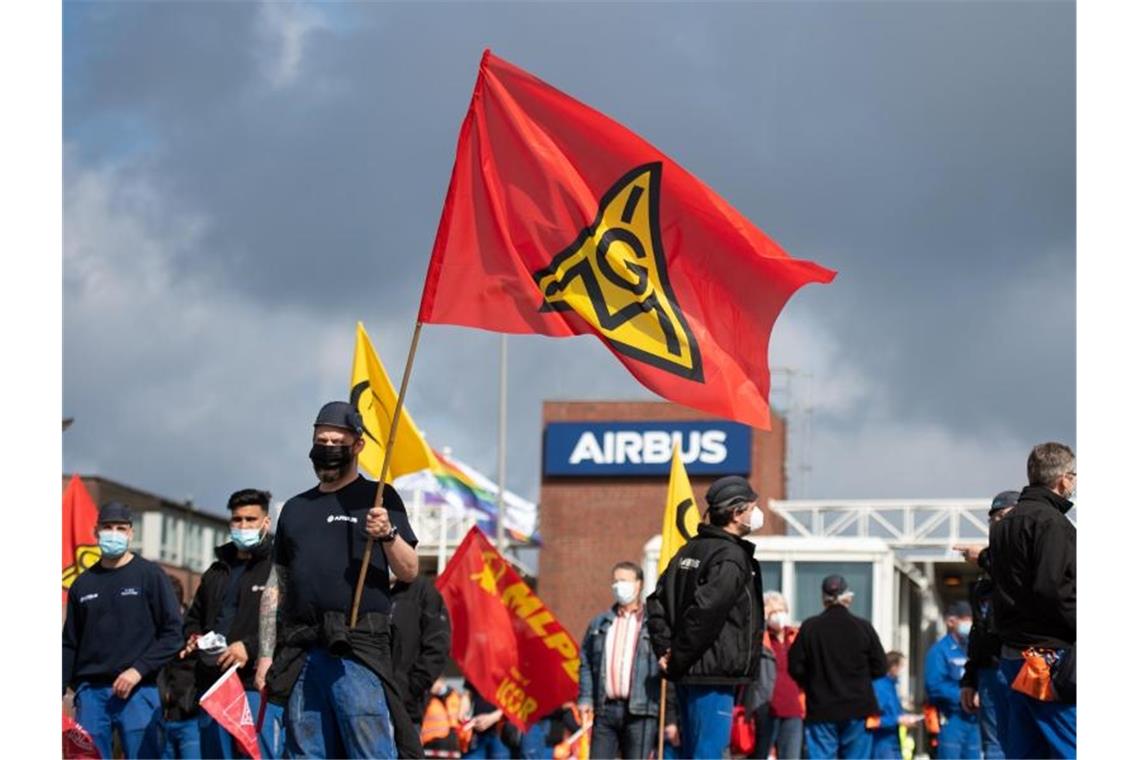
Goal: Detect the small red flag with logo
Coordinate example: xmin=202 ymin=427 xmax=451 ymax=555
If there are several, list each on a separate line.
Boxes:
xmin=200 ymin=665 xmax=261 ymax=760
xmin=62 ymin=714 xmax=101 ymax=759
xmin=435 ymin=527 xmax=579 ymax=729
xmin=419 ymin=50 xmax=835 ymax=430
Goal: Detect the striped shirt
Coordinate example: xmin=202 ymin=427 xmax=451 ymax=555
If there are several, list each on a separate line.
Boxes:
xmin=604 ymin=606 xmax=642 ymax=700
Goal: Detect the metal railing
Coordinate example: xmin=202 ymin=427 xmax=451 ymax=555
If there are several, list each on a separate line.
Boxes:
xmin=767 ymin=498 xmax=992 ymax=550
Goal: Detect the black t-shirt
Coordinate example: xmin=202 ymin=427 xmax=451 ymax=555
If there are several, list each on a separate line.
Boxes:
xmin=274 ymin=475 xmax=418 ymax=622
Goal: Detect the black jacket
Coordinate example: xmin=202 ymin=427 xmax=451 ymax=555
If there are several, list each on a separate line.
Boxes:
xmin=391 ymin=576 xmax=452 ymax=721
xmin=184 ymin=538 xmax=274 ymax=692
xmin=786 ymin=605 xmax=887 ymax=722
xmin=646 ymin=524 xmax=764 ymax=685
xmin=157 ymin=656 xmax=199 ymax=722
xmin=989 ymin=486 xmax=1076 ymax=650
xmin=961 ymin=548 xmax=1002 ymax=689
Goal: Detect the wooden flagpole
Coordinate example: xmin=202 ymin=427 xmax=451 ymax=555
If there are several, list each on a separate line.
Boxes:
xmin=349 ymin=321 xmax=424 ymax=628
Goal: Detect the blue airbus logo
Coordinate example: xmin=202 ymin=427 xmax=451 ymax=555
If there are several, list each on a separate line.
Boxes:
xmin=543 ymin=420 xmax=752 ymax=477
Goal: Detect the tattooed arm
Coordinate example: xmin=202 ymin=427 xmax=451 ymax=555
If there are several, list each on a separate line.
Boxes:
xmin=255 ymin=563 xmax=287 ymax=690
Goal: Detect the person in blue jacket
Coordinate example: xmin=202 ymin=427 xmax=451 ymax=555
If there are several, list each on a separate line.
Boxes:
xmin=870 ymin=652 xmax=921 ymax=758
xmin=62 ymin=502 xmax=184 ymax=759
xmin=924 ymin=601 xmax=981 ymax=759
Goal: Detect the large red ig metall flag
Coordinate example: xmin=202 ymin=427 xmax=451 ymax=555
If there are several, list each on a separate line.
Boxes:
xmin=436 ymin=527 xmax=579 ymax=729
xmin=419 ymin=50 xmax=835 ymax=429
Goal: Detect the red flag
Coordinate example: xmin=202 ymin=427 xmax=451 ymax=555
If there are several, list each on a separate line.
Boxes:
xmin=436 ymin=527 xmax=579 ymax=729
xmin=200 ymin=665 xmax=262 ymax=760
xmin=62 ymin=714 xmax=101 ymax=759
xmin=419 ymin=50 xmax=836 ymax=429
xmin=62 ymin=474 xmax=101 ymax=603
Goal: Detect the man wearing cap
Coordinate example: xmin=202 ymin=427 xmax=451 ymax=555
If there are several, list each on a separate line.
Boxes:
xmin=647 ymin=475 xmax=765 ymax=760
xmin=924 ymin=601 xmax=981 ymax=759
xmin=954 ymin=490 xmax=1019 ymax=759
xmin=988 ymin=442 xmax=1077 ymax=759
xmin=62 ymin=502 xmax=184 ymax=759
xmin=787 ymin=574 xmax=888 ymax=759
xmin=256 ymin=401 xmax=421 ymax=758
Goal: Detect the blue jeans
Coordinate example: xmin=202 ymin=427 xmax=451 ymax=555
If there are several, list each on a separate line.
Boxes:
xmin=998 ymin=657 xmax=1076 ymax=759
xmin=462 ymin=728 xmax=511 ymax=759
xmin=870 ymin=727 xmax=901 ymax=759
xmin=755 ymin=714 xmax=804 ymax=759
xmin=977 ymin=666 xmax=1009 ymax=759
xmin=162 ymin=717 xmax=201 ymax=759
xmin=676 ymin=684 xmax=734 ymax=759
xmin=285 ymin=647 xmax=397 ymax=758
xmin=520 ymin=718 xmax=552 ymax=759
xmin=804 ymin=719 xmax=872 ymax=759
xmin=936 ymin=709 xmax=980 ymax=759
xmin=200 ymin=688 xmax=285 ymax=758
xmin=74 ymin=682 xmax=163 ymax=759
xmin=590 ymin=700 xmax=658 ymax=759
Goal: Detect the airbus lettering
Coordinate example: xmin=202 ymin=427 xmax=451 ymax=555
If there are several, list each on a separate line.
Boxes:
xmin=544 ymin=420 xmax=751 ymax=477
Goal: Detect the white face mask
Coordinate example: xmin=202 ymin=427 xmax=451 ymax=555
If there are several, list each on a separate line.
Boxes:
xmin=612 ymin=580 xmax=638 ymax=606
xmin=767 ymin=611 xmax=789 ymax=631
xmin=748 ymin=506 xmax=765 ymax=532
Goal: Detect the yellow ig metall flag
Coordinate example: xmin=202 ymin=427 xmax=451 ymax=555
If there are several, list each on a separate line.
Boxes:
xmin=658 ymin=444 xmax=701 ymax=574
xmin=350 ymin=322 xmax=441 ymax=479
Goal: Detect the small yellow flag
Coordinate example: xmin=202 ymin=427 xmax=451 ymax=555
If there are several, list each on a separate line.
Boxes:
xmin=658 ymin=444 xmax=700 ymax=573
xmin=350 ymin=322 xmax=441 ymax=479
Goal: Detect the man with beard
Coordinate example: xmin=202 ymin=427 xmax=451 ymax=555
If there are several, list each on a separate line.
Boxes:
xmin=988 ymin=442 xmax=1077 ymax=759
xmin=255 ymin=401 xmax=421 ymax=759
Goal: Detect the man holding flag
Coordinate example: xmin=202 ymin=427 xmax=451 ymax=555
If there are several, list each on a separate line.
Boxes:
xmin=647 ymin=475 xmax=766 ymax=759
xmin=255 ymin=401 xmax=421 ymax=758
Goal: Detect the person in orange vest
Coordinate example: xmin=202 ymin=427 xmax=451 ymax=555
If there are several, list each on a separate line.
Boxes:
xmin=752 ymin=591 xmax=806 ymax=759
xmin=422 ymin=677 xmax=463 ymax=759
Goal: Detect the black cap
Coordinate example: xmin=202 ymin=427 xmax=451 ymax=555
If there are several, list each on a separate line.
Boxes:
xmin=822 ymin=574 xmax=848 ymax=596
xmin=706 ymin=475 xmax=759 ymax=509
xmin=314 ymin=401 xmax=363 ymax=435
xmin=990 ymin=490 xmax=1019 ymax=514
xmin=946 ymin=600 xmax=972 ymax=618
xmin=97 ymin=501 xmax=133 ymax=525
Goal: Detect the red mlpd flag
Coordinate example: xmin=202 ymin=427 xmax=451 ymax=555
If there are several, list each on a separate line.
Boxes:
xmin=200 ymin=666 xmax=262 ymax=760
xmin=419 ymin=50 xmax=836 ymax=429
xmin=436 ymin=527 xmax=579 ymax=729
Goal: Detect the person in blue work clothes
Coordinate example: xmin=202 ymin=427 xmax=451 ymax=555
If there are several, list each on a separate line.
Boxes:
xmin=62 ymin=501 xmax=184 ymax=759
xmin=182 ymin=488 xmax=282 ymax=758
xmin=925 ymin=601 xmax=981 ymax=759
xmin=870 ymin=652 xmax=922 ymax=759
xmin=255 ymin=401 xmax=422 ymax=759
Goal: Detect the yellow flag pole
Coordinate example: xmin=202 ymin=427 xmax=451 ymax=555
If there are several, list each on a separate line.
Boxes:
xmin=349 ymin=321 xmax=424 ymax=628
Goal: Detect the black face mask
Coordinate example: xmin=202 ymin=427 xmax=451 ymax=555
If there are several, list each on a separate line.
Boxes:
xmin=309 ymin=444 xmax=353 ymax=471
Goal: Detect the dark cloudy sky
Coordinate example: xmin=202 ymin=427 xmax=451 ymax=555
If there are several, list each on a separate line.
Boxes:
xmin=62 ymin=1 xmax=1074 ymax=516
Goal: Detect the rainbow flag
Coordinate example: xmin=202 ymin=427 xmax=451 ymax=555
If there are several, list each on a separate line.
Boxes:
xmin=394 ymin=448 xmax=540 ymax=545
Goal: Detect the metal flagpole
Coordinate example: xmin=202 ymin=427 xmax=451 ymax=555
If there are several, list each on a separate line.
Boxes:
xmin=496 ymin=334 xmax=508 ymax=552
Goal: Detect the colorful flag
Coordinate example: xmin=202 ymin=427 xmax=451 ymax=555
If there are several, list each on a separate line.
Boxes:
xmin=394 ymin=449 xmax=540 ymax=545
xmin=435 ymin=527 xmax=578 ymax=729
xmin=659 ymin=444 xmax=700 ymax=573
xmin=350 ymin=321 xmax=442 ymax=479
xmin=199 ymin=665 xmax=261 ymax=760
xmin=418 ymin=50 xmax=835 ymax=429
xmin=62 ymin=474 xmax=100 ymax=603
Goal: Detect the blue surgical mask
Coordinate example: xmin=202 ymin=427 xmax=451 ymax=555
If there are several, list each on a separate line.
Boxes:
xmin=231 ymin=527 xmax=263 ymax=550
xmin=98 ymin=530 xmax=129 ymax=558
xmin=956 ymin=621 xmax=972 ymax=637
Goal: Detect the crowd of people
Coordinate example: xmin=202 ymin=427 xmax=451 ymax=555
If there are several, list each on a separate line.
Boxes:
xmin=61 ymin=400 xmax=1076 ymax=760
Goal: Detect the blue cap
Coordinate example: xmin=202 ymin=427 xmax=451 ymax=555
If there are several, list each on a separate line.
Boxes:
xmin=313 ymin=401 xmax=363 ymax=435
xmin=97 ymin=501 xmax=133 ymax=525
xmin=990 ymin=490 xmax=1019 ymax=514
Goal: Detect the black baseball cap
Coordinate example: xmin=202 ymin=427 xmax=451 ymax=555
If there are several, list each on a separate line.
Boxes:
xmin=990 ymin=490 xmax=1020 ymax=514
xmin=706 ymin=476 xmax=758 ymax=509
xmin=314 ymin=401 xmax=364 ymax=435
xmin=98 ymin=501 xmax=133 ymax=525
xmin=822 ymin=574 xmax=848 ymax=596
xmin=946 ymin=600 xmax=972 ymax=618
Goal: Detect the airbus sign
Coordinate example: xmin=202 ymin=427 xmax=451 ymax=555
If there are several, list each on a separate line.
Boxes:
xmin=543 ymin=421 xmax=752 ymax=476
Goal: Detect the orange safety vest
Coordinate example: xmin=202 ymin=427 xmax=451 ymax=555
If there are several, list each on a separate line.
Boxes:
xmin=422 ymin=690 xmax=462 ymax=757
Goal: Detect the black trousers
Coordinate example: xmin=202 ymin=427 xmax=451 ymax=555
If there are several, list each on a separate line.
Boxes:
xmin=589 ymin=699 xmax=658 ymax=759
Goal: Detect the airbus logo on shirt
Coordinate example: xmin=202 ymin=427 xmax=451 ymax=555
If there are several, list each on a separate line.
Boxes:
xmin=120 ymin=587 xmax=140 ymax=597
xmin=79 ymin=593 xmax=99 ymax=603
xmin=251 ymin=585 xmax=267 ymax=593
xmin=327 ymin=514 xmax=359 ymax=524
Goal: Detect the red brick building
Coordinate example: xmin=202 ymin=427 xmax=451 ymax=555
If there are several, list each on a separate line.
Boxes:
xmin=538 ymin=401 xmax=786 ymax=640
